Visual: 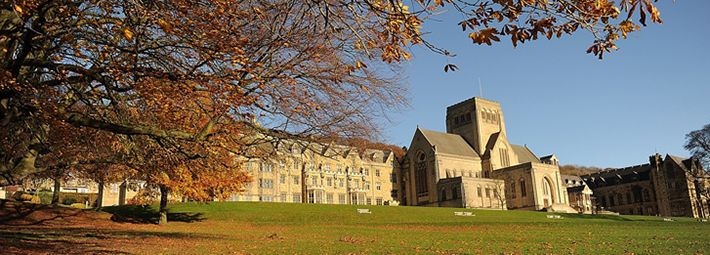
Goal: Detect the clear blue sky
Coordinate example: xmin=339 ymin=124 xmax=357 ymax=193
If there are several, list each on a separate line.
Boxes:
xmin=383 ymin=1 xmax=710 ymax=168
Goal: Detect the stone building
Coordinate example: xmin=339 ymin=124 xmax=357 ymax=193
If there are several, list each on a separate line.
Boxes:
xmin=581 ymin=154 xmax=709 ymax=218
xmin=399 ymin=97 xmax=574 ymax=212
xmin=231 ymin=141 xmax=400 ymax=206
xmin=562 ymin=175 xmax=593 ymax=214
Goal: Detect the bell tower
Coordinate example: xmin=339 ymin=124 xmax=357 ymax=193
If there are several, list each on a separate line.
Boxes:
xmin=445 ymin=97 xmax=507 ymax=155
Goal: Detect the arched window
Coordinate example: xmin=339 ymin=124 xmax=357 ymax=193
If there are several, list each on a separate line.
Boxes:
xmin=643 ymin=189 xmax=651 ymax=202
xmin=617 ymin=193 xmax=624 ymax=205
xmin=519 ymin=179 xmax=527 ymax=197
xmin=608 ymin=195 xmax=615 ymax=206
xmin=415 ymin=152 xmax=429 ymax=196
xmin=439 ymin=188 xmax=447 ymax=201
xmin=452 ymin=186 xmax=460 ymax=199
xmin=543 ymin=179 xmax=550 ymax=195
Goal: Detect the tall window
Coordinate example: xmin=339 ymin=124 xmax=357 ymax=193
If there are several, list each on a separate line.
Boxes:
xmin=452 ymin=186 xmax=459 ymax=199
xmin=520 ymin=179 xmax=527 ymax=197
xmin=511 ymin=182 xmax=516 ymax=199
xmin=326 ymin=193 xmax=334 ymax=204
xmin=308 ymin=191 xmax=315 ymax=203
xmin=290 ymin=194 xmax=300 ymax=203
xmin=477 ymin=186 xmax=482 ymax=197
xmin=499 ymin=148 xmax=510 ymax=167
xmin=415 ymin=152 xmax=429 ymax=196
xmin=339 ymin=194 xmax=346 ymax=204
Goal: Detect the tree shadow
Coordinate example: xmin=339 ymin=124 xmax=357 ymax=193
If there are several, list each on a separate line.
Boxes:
xmin=101 ymin=205 xmax=205 ymax=224
xmin=0 ymin=225 xmax=218 ymax=255
xmin=0 ymin=199 xmax=85 ymax=226
xmin=556 ymin=213 xmax=636 ymax=221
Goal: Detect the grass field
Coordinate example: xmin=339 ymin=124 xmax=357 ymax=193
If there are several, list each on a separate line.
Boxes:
xmin=3 ymin=201 xmax=710 ymax=254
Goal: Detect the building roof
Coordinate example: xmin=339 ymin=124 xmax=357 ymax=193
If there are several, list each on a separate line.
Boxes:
xmin=539 ymin=154 xmax=554 ymax=161
xmin=561 ymin=174 xmax=584 ymax=187
xmin=418 ymin=128 xmax=480 ymax=158
xmin=667 ymin=154 xmax=691 ymax=172
xmin=511 ymin=144 xmax=540 ymax=163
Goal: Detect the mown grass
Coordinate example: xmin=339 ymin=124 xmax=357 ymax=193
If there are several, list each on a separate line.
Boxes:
xmin=102 ymin=202 xmax=710 ymax=254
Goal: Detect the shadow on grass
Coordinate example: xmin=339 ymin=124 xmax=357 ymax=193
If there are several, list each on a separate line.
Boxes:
xmin=101 ymin=205 xmax=205 ymax=224
xmin=0 ymin=225 xmax=215 ymax=255
xmin=558 ymin=213 xmax=636 ymax=221
xmin=0 ymin=199 xmax=84 ymax=226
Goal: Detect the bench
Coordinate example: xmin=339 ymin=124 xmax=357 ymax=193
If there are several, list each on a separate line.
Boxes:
xmin=454 ymin=211 xmax=475 ymax=217
xmin=356 ymin=208 xmax=371 ymax=214
xmin=546 ymin=215 xmax=563 ymax=219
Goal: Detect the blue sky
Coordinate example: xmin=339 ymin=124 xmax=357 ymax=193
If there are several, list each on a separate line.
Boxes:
xmin=383 ymin=1 xmax=710 ymax=168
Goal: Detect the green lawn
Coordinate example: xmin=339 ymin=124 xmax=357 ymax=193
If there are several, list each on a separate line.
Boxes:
xmin=100 ymin=202 xmax=710 ymax=254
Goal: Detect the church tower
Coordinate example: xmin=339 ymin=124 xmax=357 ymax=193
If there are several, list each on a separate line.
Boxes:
xmin=446 ymin=97 xmax=507 ymax=155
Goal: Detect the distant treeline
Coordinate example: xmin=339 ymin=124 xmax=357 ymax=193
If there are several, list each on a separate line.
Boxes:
xmin=559 ymin=165 xmax=605 ymax=176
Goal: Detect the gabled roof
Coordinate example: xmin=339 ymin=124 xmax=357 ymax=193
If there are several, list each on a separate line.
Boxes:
xmin=667 ymin=154 xmax=690 ymax=172
xmin=512 ymin=144 xmax=540 ymax=163
xmin=417 ymin=128 xmax=479 ymax=158
xmin=540 ymin=154 xmax=555 ymax=161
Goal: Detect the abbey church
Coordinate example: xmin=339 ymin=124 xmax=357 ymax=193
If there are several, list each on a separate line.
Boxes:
xmin=400 ymin=97 xmax=576 ymax=212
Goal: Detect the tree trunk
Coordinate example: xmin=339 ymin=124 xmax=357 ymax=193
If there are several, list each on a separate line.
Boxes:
xmin=51 ymin=178 xmax=60 ymax=205
xmin=96 ymin=181 xmax=104 ymax=208
xmin=118 ymin=181 xmax=127 ymax=206
xmin=159 ymin=185 xmax=169 ymax=225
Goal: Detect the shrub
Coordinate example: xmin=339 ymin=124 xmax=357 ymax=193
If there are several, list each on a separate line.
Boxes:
xmin=63 ymin=197 xmax=77 ymax=205
xmin=19 ymin=193 xmax=34 ymax=201
xmin=37 ymin=191 xmax=54 ymax=205
xmin=70 ymin=203 xmax=86 ymax=209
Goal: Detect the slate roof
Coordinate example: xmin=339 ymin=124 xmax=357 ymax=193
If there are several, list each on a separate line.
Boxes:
xmin=561 ymin=174 xmax=584 ymax=187
xmin=667 ymin=154 xmax=691 ymax=172
xmin=511 ymin=144 xmax=540 ymax=163
xmin=418 ymin=128 xmax=480 ymax=158
xmin=539 ymin=154 xmax=554 ymax=161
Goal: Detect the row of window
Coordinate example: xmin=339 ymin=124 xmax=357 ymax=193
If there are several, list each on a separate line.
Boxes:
xmin=249 ymin=161 xmax=392 ymax=177
xmin=452 ymin=112 xmax=472 ymax=126
xmin=481 ymin=109 xmax=500 ymax=124
xmin=255 ymin=177 xmax=385 ymax=191
xmin=444 ymin=169 xmax=481 ymax=178
xmin=499 ymin=148 xmax=510 ymax=167
xmin=509 ymin=180 xmax=527 ymax=199
xmin=307 ymin=191 xmax=385 ymax=205
xmin=598 ymin=189 xmax=652 ymax=208
xmin=476 ymin=186 xmax=499 ymax=198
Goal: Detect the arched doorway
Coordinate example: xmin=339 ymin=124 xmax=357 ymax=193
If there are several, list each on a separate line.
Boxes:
xmin=542 ymin=177 xmax=556 ymax=208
